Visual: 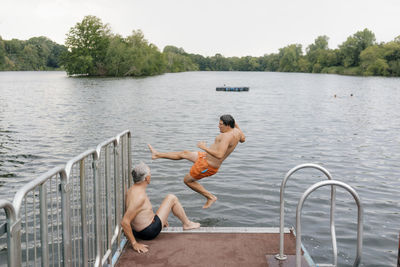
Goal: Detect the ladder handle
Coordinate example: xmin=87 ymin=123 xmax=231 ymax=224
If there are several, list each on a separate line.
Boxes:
xmin=296 ymin=180 xmax=363 ymax=267
xmin=276 ymin=163 xmax=337 ymax=265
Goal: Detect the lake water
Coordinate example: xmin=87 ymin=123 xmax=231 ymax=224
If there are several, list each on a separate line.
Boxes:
xmin=0 ymin=71 xmax=399 ymax=266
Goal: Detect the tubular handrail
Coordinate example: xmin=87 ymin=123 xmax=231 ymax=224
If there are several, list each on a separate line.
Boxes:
xmin=2 ymin=130 xmax=132 ymax=267
xmin=275 ymin=163 xmax=337 ymax=266
xmin=13 ymin=165 xmax=66 ymax=216
xmin=95 ymin=135 xmax=120 ymax=160
xmin=1 ymin=200 xmax=16 ymax=224
xmin=0 ymin=200 xmax=18 ymax=267
xmin=296 ymin=180 xmax=363 ymax=267
xmin=64 ymin=148 xmax=97 ymax=177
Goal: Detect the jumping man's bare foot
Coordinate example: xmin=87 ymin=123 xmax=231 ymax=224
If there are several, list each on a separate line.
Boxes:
xmin=202 ymin=196 xmax=217 ymax=209
xmin=183 ymin=221 xmax=201 ymax=230
xmin=148 ymin=144 xmax=159 ymax=160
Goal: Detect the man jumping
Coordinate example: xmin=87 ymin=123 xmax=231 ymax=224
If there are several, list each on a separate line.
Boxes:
xmin=148 ymin=114 xmax=245 ymax=209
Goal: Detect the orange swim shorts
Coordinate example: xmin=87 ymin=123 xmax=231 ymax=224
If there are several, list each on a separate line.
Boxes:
xmin=189 ymin=152 xmax=219 ymax=179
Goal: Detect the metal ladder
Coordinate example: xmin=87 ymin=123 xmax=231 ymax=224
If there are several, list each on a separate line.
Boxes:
xmin=275 ymin=163 xmax=337 ymax=264
xmin=296 ymin=180 xmax=363 ymax=267
xmin=275 ymin=164 xmax=363 ymax=266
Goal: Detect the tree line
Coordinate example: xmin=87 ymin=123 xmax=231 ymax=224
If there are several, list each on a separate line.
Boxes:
xmin=1 ymin=15 xmax=400 ymax=77
xmin=0 ymin=36 xmax=66 ymax=70
xmin=173 ymin=30 xmax=400 ymax=76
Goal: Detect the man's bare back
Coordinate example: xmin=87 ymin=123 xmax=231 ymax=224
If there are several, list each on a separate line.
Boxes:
xmin=125 ymin=185 xmax=154 ymax=232
xmin=205 ymin=126 xmax=245 ymax=168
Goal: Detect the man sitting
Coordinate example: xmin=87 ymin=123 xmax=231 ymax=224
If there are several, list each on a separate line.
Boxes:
xmin=121 ymin=162 xmax=200 ymax=253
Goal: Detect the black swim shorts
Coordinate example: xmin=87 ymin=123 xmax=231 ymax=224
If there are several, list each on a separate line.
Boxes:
xmin=132 ymin=215 xmax=162 ymax=240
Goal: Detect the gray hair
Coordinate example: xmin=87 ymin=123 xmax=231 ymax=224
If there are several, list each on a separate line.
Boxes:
xmin=132 ymin=162 xmax=150 ymax=183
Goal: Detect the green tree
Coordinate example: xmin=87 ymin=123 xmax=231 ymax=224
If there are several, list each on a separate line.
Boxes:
xmin=104 ymin=35 xmax=129 ymax=76
xmin=298 ymin=58 xmax=310 ymax=72
xmin=62 ymin=15 xmax=111 ymax=75
xmin=208 ymin=54 xmax=231 ymax=71
xmin=21 ymin=44 xmax=42 ymax=70
xmin=163 ymin=46 xmax=186 ymax=55
xmin=35 ymin=37 xmax=66 ymax=68
xmin=24 ymin=36 xmax=67 ymax=69
xmin=278 ymin=44 xmax=303 ymax=72
xmin=163 ymin=45 xmax=197 ymax=72
xmin=142 ymin=43 xmax=167 ymax=75
xmin=188 ymin=54 xmax=208 ymax=70
xmin=123 ymin=30 xmax=166 ymax=76
xmin=0 ymin=37 xmax=5 ymax=70
xmin=308 ymin=35 xmax=329 ymax=51
xmin=27 ymin=37 xmax=50 ymax=67
xmin=339 ymin=28 xmax=376 ymax=67
xmin=306 ymin=36 xmax=337 ymax=72
xmin=1 ymin=37 xmax=66 ymax=70
xmin=248 ymin=57 xmax=262 ymax=71
xmin=360 ymin=45 xmax=388 ymax=76
xmin=382 ymin=40 xmax=400 ymax=76
xmin=4 ymin=39 xmax=23 ymax=55
xmin=4 ymin=39 xmax=23 ymax=69
xmin=261 ymin=53 xmax=279 ymax=71
xmin=227 ymin=56 xmax=240 ymax=71
xmin=47 ymin=43 xmax=67 ymax=68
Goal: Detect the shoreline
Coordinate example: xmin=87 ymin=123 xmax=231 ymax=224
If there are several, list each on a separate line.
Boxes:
xmin=1 ymin=69 xmax=399 ymax=78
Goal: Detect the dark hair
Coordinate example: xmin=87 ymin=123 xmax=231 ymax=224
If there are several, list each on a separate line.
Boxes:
xmin=220 ymin=114 xmax=235 ymax=128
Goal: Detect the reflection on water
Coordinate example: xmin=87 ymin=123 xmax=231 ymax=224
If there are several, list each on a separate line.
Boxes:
xmin=0 ymin=71 xmax=400 ymax=266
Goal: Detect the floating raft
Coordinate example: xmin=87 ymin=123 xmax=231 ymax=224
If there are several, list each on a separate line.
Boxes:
xmin=216 ymin=86 xmax=249 ymax=92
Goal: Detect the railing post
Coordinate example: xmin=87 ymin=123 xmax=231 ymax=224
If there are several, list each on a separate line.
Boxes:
xmin=128 ymin=132 xmax=132 ymax=188
xmin=93 ymin=154 xmax=103 ymax=267
xmin=40 ymin=183 xmax=49 ymax=267
xmin=105 ymin=145 xmax=113 ymax=264
xmin=121 ymin=137 xmax=126 ymax=207
xmin=114 ymin=142 xmax=122 ymax=246
xmin=60 ymin=171 xmax=72 ymax=267
xmin=80 ymin=159 xmax=89 ymax=267
xmin=275 ymin=163 xmax=336 ymax=264
xmin=10 ymin=218 xmax=22 ymax=267
xmin=1 ymin=200 xmax=21 ymax=267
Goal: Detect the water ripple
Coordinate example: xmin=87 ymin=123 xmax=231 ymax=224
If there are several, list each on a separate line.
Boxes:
xmin=1 ymin=71 xmax=400 ymax=266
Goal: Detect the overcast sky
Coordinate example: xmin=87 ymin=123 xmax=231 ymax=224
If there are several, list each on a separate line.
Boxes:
xmin=1 ymin=0 xmax=399 ymax=57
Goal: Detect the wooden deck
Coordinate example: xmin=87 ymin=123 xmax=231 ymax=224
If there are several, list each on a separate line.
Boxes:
xmin=116 ymin=227 xmax=312 ymax=267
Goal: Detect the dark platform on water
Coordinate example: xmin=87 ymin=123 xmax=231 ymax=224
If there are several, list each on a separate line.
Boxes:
xmin=116 ymin=227 xmax=310 ymax=267
xmin=216 ymin=87 xmax=249 ymax=91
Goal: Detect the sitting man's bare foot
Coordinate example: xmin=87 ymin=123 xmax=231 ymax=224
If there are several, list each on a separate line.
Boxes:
xmin=183 ymin=221 xmax=201 ymax=230
xmin=148 ymin=144 xmax=159 ymax=160
xmin=203 ymin=196 xmax=217 ymax=209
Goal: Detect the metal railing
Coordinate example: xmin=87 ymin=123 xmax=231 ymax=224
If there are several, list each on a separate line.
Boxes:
xmin=0 ymin=130 xmax=131 ymax=267
xmin=296 ymin=180 xmax=363 ymax=267
xmin=275 ymin=163 xmax=337 ymax=265
xmin=0 ymin=200 xmax=18 ymax=267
